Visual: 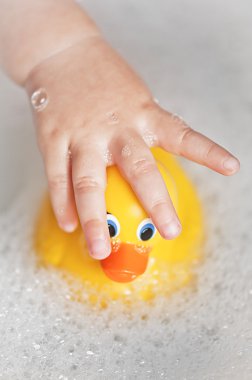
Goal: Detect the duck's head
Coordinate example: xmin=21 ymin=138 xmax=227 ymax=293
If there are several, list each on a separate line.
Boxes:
xmin=101 ymin=161 xmax=178 ymax=283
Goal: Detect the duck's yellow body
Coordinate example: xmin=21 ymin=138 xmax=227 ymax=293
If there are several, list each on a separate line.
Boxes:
xmin=34 ymin=147 xmax=204 ymax=305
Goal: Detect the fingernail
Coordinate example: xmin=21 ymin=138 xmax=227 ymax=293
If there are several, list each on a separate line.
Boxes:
xmin=90 ymin=238 xmax=111 ymax=260
xmin=223 ymin=157 xmax=240 ymax=173
xmin=60 ymin=222 xmax=78 ymax=233
xmin=162 ymin=221 xmax=182 ymax=239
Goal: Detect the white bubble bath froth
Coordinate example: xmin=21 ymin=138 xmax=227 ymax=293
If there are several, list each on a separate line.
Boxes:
xmin=1 ymin=0 xmax=252 ymax=376
xmin=0 ymin=170 xmax=251 ymax=380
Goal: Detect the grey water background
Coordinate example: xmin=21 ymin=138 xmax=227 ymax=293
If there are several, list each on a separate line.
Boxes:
xmin=0 ymin=0 xmax=251 ymax=379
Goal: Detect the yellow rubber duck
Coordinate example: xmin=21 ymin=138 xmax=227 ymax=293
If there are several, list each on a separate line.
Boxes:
xmin=34 ymin=147 xmax=204 ymax=305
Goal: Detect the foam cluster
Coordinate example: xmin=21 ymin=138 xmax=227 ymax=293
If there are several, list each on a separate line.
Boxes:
xmin=0 ymin=167 xmax=251 ymax=379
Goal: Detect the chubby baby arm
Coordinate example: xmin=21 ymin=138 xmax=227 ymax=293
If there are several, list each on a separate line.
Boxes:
xmin=0 ymin=0 xmax=240 ymax=260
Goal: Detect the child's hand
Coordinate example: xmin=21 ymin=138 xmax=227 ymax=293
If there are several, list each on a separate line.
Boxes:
xmin=25 ymin=36 xmax=240 ymax=260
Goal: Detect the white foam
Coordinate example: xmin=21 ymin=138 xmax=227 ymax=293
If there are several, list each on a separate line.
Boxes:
xmin=0 ymin=160 xmax=251 ymax=380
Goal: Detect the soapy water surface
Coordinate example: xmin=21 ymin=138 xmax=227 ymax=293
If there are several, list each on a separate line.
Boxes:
xmin=0 ymin=174 xmax=251 ymax=380
xmin=1 ymin=0 xmax=252 ymax=377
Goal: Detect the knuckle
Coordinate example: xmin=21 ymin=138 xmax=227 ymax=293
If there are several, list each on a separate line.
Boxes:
xmin=205 ymin=143 xmax=216 ymax=160
xmin=47 ymin=127 xmax=63 ymax=141
xmin=138 ymin=100 xmax=160 ymax=124
xmin=178 ymin=127 xmax=194 ymax=146
xmin=37 ymin=131 xmax=53 ymax=155
xmin=48 ymin=174 xmax=68 ymax=190
xmin=38 ymin=128 xmax=65 ymax=155
xmin=41 ymin=126 xmax=66 ymax=145
xmin=74 ymin=176 xmax=104 ymax=194
xmin=129 ymin=158 xmax=156 ymax=179
xmin=82 ymin=218 xmax=104 ymax=231
xmin=149 ymin=199 xmax=175 ymax=223
xmin=140 ymin=99 xmax=157 ymax=113
xmin=150 ymin=199 xmax=169 ymax=213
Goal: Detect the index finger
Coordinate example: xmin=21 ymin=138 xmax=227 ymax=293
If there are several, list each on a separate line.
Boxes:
xmin=156 ymin=109 xmax=240 ymax=175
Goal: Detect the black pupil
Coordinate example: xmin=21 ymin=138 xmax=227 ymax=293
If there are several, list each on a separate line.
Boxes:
xmin=140 ymin=227 xmax=153 ymax=241
xmin=108 ymin=223 xmax=116 ymax=237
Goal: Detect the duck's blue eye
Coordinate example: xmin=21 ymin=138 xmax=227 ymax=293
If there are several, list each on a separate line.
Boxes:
xmin=106 ymin=214 xmax=120 ymax=238
xmin=137 ymin=218 xmax=156 ymax=241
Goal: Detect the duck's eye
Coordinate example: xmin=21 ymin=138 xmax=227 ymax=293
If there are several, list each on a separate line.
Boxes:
xmin=137 ymin=218 xmax=156 ymax=241
xmin=106 ymin=214 xmax=120 ymax=238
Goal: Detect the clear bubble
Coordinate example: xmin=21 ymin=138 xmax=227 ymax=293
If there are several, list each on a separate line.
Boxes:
xmin=33 ymin=343 xmax=40 ymax=350
xmin=134 ymin=244 xmax=151 ymax=254
xmin=111 ymin=238 xmax=120 ymax=252
xmin=86 ymin=350 xmax=94 ymax=355
xmin=30 ymin=88 xmax=49 ymax=111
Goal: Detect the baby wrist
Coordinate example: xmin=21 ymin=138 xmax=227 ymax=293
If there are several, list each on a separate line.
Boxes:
xmin=2 ymin=1 xmax=101 ymax=86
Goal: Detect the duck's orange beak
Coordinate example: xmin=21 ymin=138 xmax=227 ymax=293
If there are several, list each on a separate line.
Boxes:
xmin=101 ymin=242 xmax=152 ymax=283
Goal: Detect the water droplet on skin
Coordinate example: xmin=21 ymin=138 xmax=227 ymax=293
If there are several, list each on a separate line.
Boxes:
xmin=57 ymin=208 xmax=65 ymax=216
xmin=121 ymin=136 xmax=137 ymax=158
xmin=121 ymin=144 xmax=132 ymax=157
xmin=67 ymin=150 xmax=72 ymax=160
xmin=104 ymin=149 xmax=113 ymax=165
xmin=30 ymin=88 xmax=49 ymax=111
xmin=106 ymin=111 xmax=119 ymax=124
xmin=142 ymin=130 xmax=158 ymax=147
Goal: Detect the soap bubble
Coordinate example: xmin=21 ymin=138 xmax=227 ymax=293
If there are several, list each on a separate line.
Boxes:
xmin=30 ymin=88 xmax=49 ymax=112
